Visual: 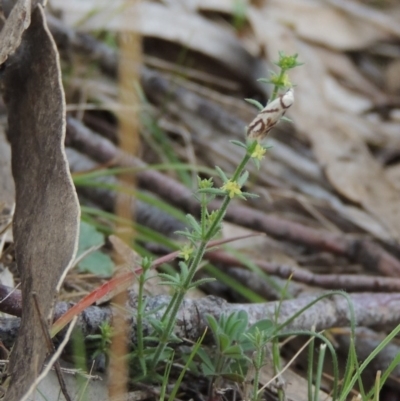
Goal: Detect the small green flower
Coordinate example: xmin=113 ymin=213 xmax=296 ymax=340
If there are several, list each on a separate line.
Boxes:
xmin=179 ymin=243 xmax=194 ymax=261
xmin=251 ymin=143 xmax=266 ymax=161
xmin=280 ymin=72 xmax=292 ymax=87
xmin=208 ymin=210 xmax=219 ymax=224
xmin=198 ymin=177 xmax=214 ymax=189
xmin=221 ymin=180 xmax=242 ymax=199
xmin=275 ymin=52 xmax=303 ymax=70
xmin=268 ymin=71 xmax=291 ymax=88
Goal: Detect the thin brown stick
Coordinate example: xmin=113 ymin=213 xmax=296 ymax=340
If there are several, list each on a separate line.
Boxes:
xmin=108 ymin=1 xmax=141 ymax=398
xmin=65 ymin=116 xmax=400 ymax=277
xmin=20 ymin=317 xmax=78 ymax=401
xmin=32 ymin=293 xmax=72 ymax=401
xmin=207 ymin=250 xmax=400 ymax=293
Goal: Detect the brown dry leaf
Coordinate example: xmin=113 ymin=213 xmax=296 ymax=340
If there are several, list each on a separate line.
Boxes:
xmin=51 ymin=0 xmax=265 ymax=87
xmin=256 ymin=362 xmax=332 ymax=401
xmin=221 ymin=222 xmax=301 ymax=266
xmin=109 ymin=234 xmax=140 ymax=268
xmin=326 ymin=0 xmax=400 ymax=37
xmin=330 ymin=202 xmax=391 ymax=242
xmin=0 ymin=0 xmax=30 ymax=64
xmin=248 ymin=9 xmax=400 ymax=243
xmin=264 ymin=0 xmax=392 ymax=50
xmin=31 ymin=368 xmax=108 ymax=401
xmin=385 ymin=59 xmax=400 ymax=94
xmin=2 ymin=5 xmax=80 ymax=400
xmin=334 ymin=112 xmax=400 ymax=151
xmin=386 ymin=164 xmax=400 ymax=191
xmin=314 ymin=46 xmax=386 ymax=103
xmin=323 ymin=75 xmax=372 ymax=114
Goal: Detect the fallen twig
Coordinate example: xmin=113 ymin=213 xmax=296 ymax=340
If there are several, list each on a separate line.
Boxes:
xmin=0 ymin=285 xmax=399 ymax=347
xmin=207 ymin=250 xmax=400 ymax=293
xmin=66 ymin=117 xmax=400 ymax=276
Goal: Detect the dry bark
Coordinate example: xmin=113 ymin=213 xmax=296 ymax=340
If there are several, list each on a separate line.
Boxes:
xmin=1 ymin=4 xmax=80 ymax=399
xmin=0 ymin=283 xmax=399 ymax=347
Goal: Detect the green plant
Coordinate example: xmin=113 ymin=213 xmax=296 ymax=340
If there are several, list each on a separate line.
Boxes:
xmin=126 ymin=51 xmax=301 ymax=381
xmin=195 ymin=291 xmax=356 ymax=400
xmin=194 ymin=311 xmax=274 ymax=399
xmin=201 ymin=311 xmax=249 ymax=382
xmin=86 ymin=321 xmax=113 ymax=360
xmin=76 ymin=220 xmax=114 ymax=276
xmin=232 ymin=0 xmax=247 ymax=31
xmin=342 ymin=323 xmax=400 ymax=401
xmin=68 ymin=51 xmax=312 ymax=397
xmin=166 ymin=330 xmax=207 ymax=401
xmin=69 ymin=45 xmax=400 ymax=400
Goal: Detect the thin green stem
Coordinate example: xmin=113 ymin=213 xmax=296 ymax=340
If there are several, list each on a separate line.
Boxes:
xmin=270 ymin=69 xmax=287 ymax=102
xmin=168 ymin=329 xmax=207 ymax=401
xmin=201 ymin=193 xmax=207 ymax=236
xmin=313 ymin=344 xmax=326 ymax=401
xmin=207 ymin=353 xmax=224 ymax=398
xmin=339 ymin=323 xmax=400 ymax=401
xmin=204 ymin=196 xmax=230 ymax=241
xmin=136 ymin=272 xmax=147 ymax=376
xmin=232 ymin=151 xmax=253 ymax=182
xmin=159 ymin=291 xmax=179 ymax=323
xmin=159 ymin=352 xmax=174 ymax=401
xmin=307 ymin=337 xmax=315 ymax=401
xmin=271 ymin=339 xmax=284 ymax=401
xmin=150 ymin=241 xmax=209 ymax=368
xmin=150 ymin=147 xmax=254 ymax=371
xmin=252 ymin=347 xmax=264 ymax=401
xmin=276 ymin=331 xmax=338 ymax=401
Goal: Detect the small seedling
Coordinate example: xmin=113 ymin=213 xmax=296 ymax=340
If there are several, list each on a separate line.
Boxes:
xmin=196 ymin=311 xmax=274 ymax=399
xmin=86 ymin=321 xmax=113 ymax=360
